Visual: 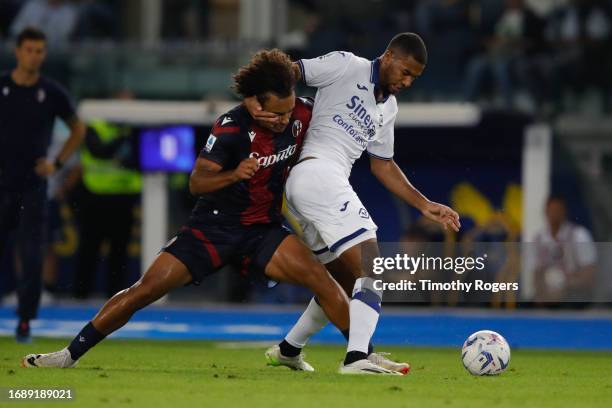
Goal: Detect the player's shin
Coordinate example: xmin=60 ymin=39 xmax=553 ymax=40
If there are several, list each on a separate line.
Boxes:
xmin=309 ymin=277 xmax=350 ymax=335
xmin=344 ymin=277 xmax=381 ymax=365
xmin=281 ymin=296 xmax=329 ymax=357
xmin=67 ymin=273 xmax=168 ymax=361
xmin=67 ymin=285 xmax=138 ymax=361
xmin=280 ymin=295 xmax=375 ymax=357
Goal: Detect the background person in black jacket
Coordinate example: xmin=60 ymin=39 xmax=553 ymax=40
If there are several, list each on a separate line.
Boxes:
xmin=0 ymin=27 xmax=85 ymax=342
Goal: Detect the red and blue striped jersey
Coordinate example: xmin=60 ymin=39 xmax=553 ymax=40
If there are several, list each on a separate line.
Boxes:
xmin=191 ymin=97 xmax=313 ymax=225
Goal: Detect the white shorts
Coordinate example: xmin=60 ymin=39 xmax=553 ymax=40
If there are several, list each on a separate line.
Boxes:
xmin=285 ymin=158 xmax=377 ymax=264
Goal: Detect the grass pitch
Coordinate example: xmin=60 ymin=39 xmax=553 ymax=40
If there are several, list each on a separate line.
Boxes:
xmin=1 ymin=337 xmax=611 ymax=408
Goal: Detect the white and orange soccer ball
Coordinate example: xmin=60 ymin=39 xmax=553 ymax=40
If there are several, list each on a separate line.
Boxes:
xmin=461 ymin=330 xmax=511 ymax=375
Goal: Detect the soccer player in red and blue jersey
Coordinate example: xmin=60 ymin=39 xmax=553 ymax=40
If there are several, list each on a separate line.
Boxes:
xmin=21 ymin=49 xmax=349 ymax=369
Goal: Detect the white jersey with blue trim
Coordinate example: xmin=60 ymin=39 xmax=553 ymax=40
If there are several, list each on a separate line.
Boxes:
xmin=297 ymin=51 xmax=397 ymax=177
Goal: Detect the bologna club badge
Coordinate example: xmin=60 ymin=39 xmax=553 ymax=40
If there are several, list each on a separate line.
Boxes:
xmin=292 ymin=120 xmax=303 ymax=138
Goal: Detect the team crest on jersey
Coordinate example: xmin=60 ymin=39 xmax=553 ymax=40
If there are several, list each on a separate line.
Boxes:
xmin=292 ymin=120 xmax=303 ymax=138
xmin=204 ymin=134 xmax=217 ymax=152
xmin=2 ymin=86 xmax=9 ymax=96
xmin=359 ymin=208 xmax=370 ymax=219
xmin=37 ymin=89 xmax=46 ymax=102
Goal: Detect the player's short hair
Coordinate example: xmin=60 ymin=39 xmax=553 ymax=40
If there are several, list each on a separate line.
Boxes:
xmin=233 ymin=49 xmax=296 ymax=102
xmin=386 ymin=32 xmax=428 ymax=65
xmin=547 ymin=194 xmax=567 ymax=206
xmin=16 ymin=27 xmax=47 ymax=46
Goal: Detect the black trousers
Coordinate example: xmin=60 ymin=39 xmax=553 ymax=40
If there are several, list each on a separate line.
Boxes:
xmin=0 ymin=184 xmax=47 ymax=320
xmin=73 ymin=187 xmax=136 ymax=299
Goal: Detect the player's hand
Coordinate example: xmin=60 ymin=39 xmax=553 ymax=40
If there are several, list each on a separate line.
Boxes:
xmin=34 ymin=158 xmax=56 ymax=177
xmin=421 ymin=201 xmax=461 ymax=232
xmin=233 ymin=157 xmax=260 ymax=181
xmin=244 ymin=96 xmax=279 ymax=125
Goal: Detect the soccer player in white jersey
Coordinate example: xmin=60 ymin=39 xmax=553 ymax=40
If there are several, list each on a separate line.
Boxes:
xmin=247 ymin=33 xmax=461 ymax=375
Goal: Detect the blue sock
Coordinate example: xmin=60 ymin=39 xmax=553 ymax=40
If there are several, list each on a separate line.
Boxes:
xmin=67 ymin=322 xmax=106 ymax=361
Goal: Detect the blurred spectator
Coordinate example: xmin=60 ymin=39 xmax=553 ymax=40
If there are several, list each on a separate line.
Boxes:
xmin=72 ymin=105 xmax=141 ymax=299
xmin=532 ymin=195 xmax=597 ymax=305
xmin=415 ymin=0 xmax=477 ymax=38
xmin=72 ymin=0 xmax=120 ymax=41
xmin=464 ymin=0 xmax=545 ymax=108
xmin=547 ymin=0 xmax=612 ymax=111
xmin=295 ymin=2 xmax=349 ymax=59
xmin=415 ymin=0 xmax=480 ymax=96
xmin=9 ymin=0 xmax=78 ymax=48
xmin=0 ymin=0 xmax=23 ymax=39
xmin=161 ymin=0 xmax=209 ymax=41
xmin=460 ymin=213 xmax=520 ymax=306
xmin=525 ymin=0 xmax=570 ymax=18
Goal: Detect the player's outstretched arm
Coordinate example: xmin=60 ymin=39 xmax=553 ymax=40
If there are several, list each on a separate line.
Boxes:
xmin=369 ymin=156 xmax=461 ymax=232
xmin=189 ymin=157 xmax=259 ymax=195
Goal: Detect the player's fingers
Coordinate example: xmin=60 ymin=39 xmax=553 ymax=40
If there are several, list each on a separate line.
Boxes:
xmin=450 ymin=219 xmax=460 ymax=232
xmin=439 ymin=217 xmax=452 ymax=232
xmin=453 ymin=217 xmax=461 ymax=230
xmin=438 ymin=213 xmax=456 ymax=232
xmin=255 ymin=116 xmax=280 ymax=125
xmin=252 ymin=110 xmax=279 ymax=123
xmin=241 ymin=159 xmax=259 ymax=172
xmin=443 ymin=209 xmax=460 ymax=228
xmin=253 ymin=110 xmax=278 ymax=118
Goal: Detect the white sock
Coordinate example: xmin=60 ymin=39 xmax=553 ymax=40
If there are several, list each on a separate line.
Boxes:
xmin=284 ymin=297 xmax=329 ymax=348
xmin=346 ymin=277 xmax=381 ymax=354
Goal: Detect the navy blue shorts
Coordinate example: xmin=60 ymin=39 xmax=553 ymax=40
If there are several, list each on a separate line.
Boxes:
xmin=162 ymin=221 xmax=290 ymax=285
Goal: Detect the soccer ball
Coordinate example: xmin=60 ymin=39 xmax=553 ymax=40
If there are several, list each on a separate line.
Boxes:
xmin=461 ymin=330 xmax=511 ymax=375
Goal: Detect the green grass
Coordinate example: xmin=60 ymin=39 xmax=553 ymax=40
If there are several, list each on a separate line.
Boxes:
xmin=1 ymin=337 xmax=611 ymax=408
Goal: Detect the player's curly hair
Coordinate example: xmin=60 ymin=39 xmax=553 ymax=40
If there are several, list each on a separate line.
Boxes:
xmin=233 ymin=49 xmax=296 ymax=102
